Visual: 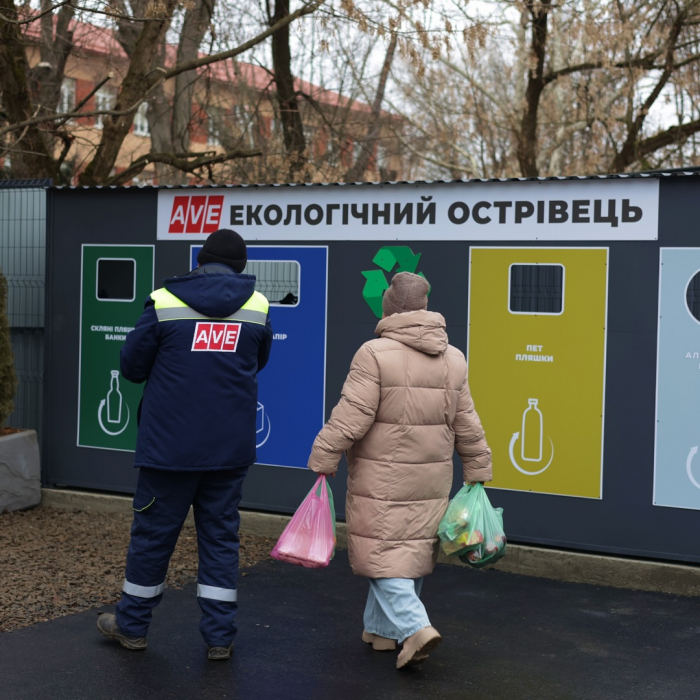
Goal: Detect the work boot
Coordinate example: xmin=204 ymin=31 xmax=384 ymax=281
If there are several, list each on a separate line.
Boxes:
xmin=362 ymin=630 xmax=397 ymax=651
xmin=396 ymin=626 xmax=442 ymax=669
xmin=97 ymin=612 xmax=147 ymax=650
xmin=208 ymin=644 xmax=233 ymax=660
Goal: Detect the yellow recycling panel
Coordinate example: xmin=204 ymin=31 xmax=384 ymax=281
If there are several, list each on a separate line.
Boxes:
xmin=467 ymin=248 xmax=608 ymax=499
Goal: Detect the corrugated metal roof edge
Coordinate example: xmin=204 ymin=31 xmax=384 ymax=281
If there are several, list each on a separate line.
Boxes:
xmin=48 ymin=169 xmax=700 ymax=190
xmin=0 ymin=178 xmax=53 ymax=188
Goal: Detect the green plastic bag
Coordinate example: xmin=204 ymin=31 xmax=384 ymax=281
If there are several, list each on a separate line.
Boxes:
xmin=323 ymin=476 xmax=336 ymax=559
xmin=458 ymin=490 xmax=507 ymax=569
xmin=438 ymin=483 xmax=484 ymax=557
xmin=438 ymin=483 xmax=507 ymax=568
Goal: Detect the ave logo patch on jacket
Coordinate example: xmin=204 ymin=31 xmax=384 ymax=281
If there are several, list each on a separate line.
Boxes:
xmin=192 ymin=322 xmax=241 ymax=352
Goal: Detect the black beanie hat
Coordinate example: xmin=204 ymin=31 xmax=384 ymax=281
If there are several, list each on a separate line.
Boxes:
xmin=197 ymin=229 xmax=247 ymax=272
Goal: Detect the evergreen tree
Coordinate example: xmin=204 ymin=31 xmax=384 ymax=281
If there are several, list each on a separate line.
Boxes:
xmin=0 ymin=269 xmax=17 ymax=427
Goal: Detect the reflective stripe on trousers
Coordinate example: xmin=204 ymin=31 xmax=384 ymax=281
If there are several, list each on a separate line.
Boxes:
xmin=197 ymin=584 xmax=237 ymax=602
xmin=122 ymin=579 xmax=165 ymax=598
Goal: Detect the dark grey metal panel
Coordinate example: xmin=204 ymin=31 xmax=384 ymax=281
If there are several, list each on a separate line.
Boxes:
xmin=45 ymin=189 xmax=155 ymax=492
xmin=43 ymin=178 xmax=700 ymax=564
xmin=240 ymin=238 xmax=472 ymax=517
xmin=470 ymin=179 xmax=699 ymax=562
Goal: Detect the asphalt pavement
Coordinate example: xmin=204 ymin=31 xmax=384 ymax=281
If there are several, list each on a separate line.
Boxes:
xmin=2 ymin=550 xmax=699 ymax=700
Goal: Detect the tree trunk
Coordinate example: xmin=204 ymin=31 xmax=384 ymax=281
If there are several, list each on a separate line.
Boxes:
xmin=516 ymin=0 xmax=551 ymax=177
xmin=271 ymin=0 xmax=306 ymax=181
xmin=112 ymin=0 xmax=150 ymax=56
xmin=173 ymin=0 xmax=215 ymax=153
xmin=144 ymin=40 xmax=178 ymax=184
xmin=30 ymin=0 xmax=75 ymax=116
xmin=109 ymin=0 xmax=214 ymax=185
xmin=344 ymin=34 xmax=397 ymax=183
xmin=0 ymin=0 xmax=57 ymax=179
xmin=78 ymin=0 xmax=178 ymax=185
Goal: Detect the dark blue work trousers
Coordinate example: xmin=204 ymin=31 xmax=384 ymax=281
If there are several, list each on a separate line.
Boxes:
xmin=116 ymin=467 xmax=248 ymax=647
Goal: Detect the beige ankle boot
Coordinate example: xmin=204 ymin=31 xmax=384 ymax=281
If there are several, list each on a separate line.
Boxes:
xmin=362 ymin=630 xmax=397 ymax=651
xmin=396 ymin=626 xmax=442 ymax=669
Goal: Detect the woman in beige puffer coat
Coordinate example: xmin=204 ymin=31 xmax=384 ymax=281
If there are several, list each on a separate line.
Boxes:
xmin=308 ymin=271 xmax=492 ymax=669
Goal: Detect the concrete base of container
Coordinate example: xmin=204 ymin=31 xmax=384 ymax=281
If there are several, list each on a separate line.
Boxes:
xmin=41 ymin=487 xmax=700 ymax=597
xmin=1 ymin=430 xmax=41 ymax=513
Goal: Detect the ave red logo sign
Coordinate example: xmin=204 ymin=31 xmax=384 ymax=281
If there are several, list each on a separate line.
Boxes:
xmin=192 ymin=322 xmax=241 ymax=352
xmin=169 ymin=195 xmax=224 ymax=234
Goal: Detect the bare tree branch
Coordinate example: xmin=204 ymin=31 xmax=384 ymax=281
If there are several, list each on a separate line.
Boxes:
xmin=344 ymin=33 xmax=397 ymax=182
xmin=543 ymin=54 xmax=661 ymax=85
xmin=1 ymin=0 xmax=181 ymax=25
xmin=636 ymin=117 xmax=700 ymax=160
xmin=0 ymin=0 xmax=324 ymax=139
xmin=158 ymin=0 xmax=323 ymax=83
xmin=0 ymin=101 xmax=139 ymax=140
xmin=105 ymin=147 xmax=262 ymax=186
xmin=54 ymin=75 xmax=112 ymax=129
xmin=0 ymin=0 xmax=69 ymax=25
xmin=611 ymin=6 xmax=689 ymax=172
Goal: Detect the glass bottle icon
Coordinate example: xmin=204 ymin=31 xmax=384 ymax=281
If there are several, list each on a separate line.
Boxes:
xmin=521 ymin=398 xmax=543 ymax=462
xmin=106 ymin=370 xmax=123 ymax=424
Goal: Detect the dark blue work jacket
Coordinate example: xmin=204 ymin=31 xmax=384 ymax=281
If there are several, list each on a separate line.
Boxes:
xmin=120 ymin=264 xmax=273 ymax=471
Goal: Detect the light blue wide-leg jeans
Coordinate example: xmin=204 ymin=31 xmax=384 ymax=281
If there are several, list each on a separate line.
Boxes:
xmin=363 ymin=577 xmax=431 ymax=644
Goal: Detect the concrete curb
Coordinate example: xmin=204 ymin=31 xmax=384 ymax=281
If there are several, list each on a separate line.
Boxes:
xmin=438 ymin=547 xmax=700 ymax=597
xmin=40 ymin=488 xmax=700 ymax=597
xmin=39 ymin=488 xmax=347 ymax=543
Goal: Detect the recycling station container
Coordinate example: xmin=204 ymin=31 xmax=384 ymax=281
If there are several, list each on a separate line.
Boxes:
xmin=43 ymin=173 xmax=700 ymax=563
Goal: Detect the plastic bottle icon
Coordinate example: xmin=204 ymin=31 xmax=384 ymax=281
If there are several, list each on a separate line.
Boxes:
xmin=521 ymin=398 xmax=543 ymax=462
xmin=106 ymin=370 xmax=123 ymax=424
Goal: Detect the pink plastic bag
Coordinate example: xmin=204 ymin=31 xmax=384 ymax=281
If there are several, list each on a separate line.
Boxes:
xmin=270 ymin=475 xmax=336 ymax=568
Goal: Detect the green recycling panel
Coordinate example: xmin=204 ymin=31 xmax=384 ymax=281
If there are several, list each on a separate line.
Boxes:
xmin=77 ymin=245 xmax=154 ymax=451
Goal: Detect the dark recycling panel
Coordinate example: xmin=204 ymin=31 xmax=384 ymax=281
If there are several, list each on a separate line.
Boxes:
xmin=43 ymin=177 xmax=700 ymax=563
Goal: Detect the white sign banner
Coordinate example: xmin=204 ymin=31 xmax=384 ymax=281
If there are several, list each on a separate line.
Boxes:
xmin=156 ymin=179 xmax=659 ymax=241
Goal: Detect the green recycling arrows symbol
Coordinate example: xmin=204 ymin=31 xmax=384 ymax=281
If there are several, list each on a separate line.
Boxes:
xmin=361 ymin=246 xmax=428 ymax=318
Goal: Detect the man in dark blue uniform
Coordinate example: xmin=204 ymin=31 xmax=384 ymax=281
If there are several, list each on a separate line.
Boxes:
xmin=97 ymin=229 xmax=272 ymax=660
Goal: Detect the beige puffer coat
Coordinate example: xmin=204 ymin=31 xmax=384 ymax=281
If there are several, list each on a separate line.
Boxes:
xmin=308 ymin=310 xmax=492 ymax=579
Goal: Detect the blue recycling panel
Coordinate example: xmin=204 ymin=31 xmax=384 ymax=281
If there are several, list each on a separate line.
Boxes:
xmin=191 ymin=245 xmax=328 ymax=469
